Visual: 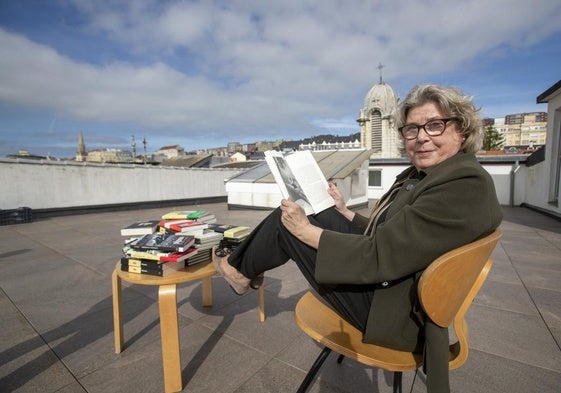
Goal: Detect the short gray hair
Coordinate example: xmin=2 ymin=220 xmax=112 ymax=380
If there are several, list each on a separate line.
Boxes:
xmin=396 ymin=84 xmax=483 ymax=154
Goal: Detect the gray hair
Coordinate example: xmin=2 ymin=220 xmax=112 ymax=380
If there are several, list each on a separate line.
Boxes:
xmin=396 ymin=84 xmax=483 ymax=154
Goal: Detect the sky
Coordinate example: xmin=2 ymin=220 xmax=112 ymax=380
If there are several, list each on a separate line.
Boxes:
xmin=1 ymin=0 xmax=560 ymax=159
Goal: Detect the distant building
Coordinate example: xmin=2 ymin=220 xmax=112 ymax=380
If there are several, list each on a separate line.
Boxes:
xmin=227 ymin=142 xmax=242 ymax=154
xmin=153 ymin=145 xmax=185 ymax=160
xmin=255 ymin=141 xmax=276 ymax=151
xmin=76 ymin=131 xmax=87 ymax=162
xmin=7 ymin=150 xmax=51 ymax=161
xmin=229 ymin=152 xmax=247 ymax=162
xmin=491 ymin=112 xmax=547 ymax=149
xmin=356 ymin=78 xmax=401 ymax=158
xmin=299 ymin=140 xmax=361 ymax=151
xmin=242 ymin=142 xmax=257 ymax=152
xmin=86 ymin=148 xmax=133 ymax=163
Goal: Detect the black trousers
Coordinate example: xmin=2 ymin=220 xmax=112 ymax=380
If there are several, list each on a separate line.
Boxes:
xmin=227 ymin=207 xmax=376 ymax=332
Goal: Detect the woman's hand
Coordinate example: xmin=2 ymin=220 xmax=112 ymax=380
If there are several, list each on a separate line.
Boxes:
xmin=280 ymin=199 xmax=322 ymax=249
xmin=327 ymin=182 xmax=355 ymax=221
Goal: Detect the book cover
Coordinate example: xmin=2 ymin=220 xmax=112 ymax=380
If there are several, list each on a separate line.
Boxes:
xmin=161 ymin=210 xmax=208 ymax=220
xmin=158 ymin=219 xmax=190 ymax=229
xmin=124 ymin=248 xmax=168 ymax=260
xmin=169 ymin=220 xmax=209 ymax=234
xmin=207 ymin=223 xmax=236 ymax=233
xmin=159 ymin=247 xmax=198 ymax=263
xmin=131 ymin=233 xmax=195 ymax=252
xmin=158 ymin=234 xmax=195 ymax=252
xmin=223 ymin=226 xmax=251 ymax=239
xmin=264 ymin=150 xmax=334 ymax=215
xmin=121 ymin=257 xmax=165 ymax=269
xmin=120 ymin=220 xmax=160 ymax=236
xmin=121 ymin=260 xmax=186 ymax=276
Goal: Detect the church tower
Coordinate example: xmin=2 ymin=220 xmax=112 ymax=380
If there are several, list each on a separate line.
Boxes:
xmin=76 ymin=131 xmax=88 ymax=162
xmin=357 ymin=64 xmax=401 ymax=158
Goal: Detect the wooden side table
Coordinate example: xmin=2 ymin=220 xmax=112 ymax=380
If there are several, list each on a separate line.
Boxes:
xmin=112 ymin=260 xmax=266 ymax=393
xmin=112 ymin=260 xmax=217 ymax=393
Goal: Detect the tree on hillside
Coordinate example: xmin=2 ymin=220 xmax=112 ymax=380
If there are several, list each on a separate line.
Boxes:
xmin=482 ymin=125 xmax=505 ymax=151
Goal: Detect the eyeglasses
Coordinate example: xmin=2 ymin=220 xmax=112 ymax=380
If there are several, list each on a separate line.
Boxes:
xmin=398 ymin=118 xmax=458 ymax=140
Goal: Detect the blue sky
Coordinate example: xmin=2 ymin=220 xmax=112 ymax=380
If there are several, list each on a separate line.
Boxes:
xmin=1 ymin=0 xmax=560 ymax=159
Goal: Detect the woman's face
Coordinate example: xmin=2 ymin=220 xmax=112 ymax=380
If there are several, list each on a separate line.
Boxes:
xmin=404 ymin=101 xmax=464 ymax=171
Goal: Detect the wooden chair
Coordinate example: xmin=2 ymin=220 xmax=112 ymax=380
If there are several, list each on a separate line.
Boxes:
xmin=294 ymin=229 xmax=502 ymax=393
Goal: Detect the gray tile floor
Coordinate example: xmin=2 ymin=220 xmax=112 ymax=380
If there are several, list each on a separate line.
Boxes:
xmin=1 ymin=203 xmax=560 ymax=392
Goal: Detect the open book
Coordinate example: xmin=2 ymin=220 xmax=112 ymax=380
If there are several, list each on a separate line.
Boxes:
xmin=264 ymin=150 xmax=334 ymax=215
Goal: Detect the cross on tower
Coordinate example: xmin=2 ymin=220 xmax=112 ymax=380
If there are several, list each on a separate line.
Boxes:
xmin=377 ymin=62 xmax=385 ymax=84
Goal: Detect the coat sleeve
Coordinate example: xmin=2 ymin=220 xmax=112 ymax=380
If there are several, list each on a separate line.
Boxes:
xmin=314 ymin=162 xmax=502 ymax=285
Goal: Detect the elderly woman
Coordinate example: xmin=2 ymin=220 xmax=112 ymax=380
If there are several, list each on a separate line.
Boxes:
xmin=213 ymin=84 xmax=502 ymax=392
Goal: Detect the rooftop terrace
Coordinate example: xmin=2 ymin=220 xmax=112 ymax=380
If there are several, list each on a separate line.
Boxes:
xmin=1 ymin=203 xmax=560 ymax=392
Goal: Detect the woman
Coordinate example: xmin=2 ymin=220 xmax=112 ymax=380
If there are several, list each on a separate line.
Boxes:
xmin=213 ymin=84 xmax=502 ymax=392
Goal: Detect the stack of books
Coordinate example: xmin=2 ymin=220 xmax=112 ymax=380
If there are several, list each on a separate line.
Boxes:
xmin=208 ymin=224 xmax=251 ymax=255
xmin=119 ymin=210 xmax=251 ymax=277
xmin=121 ymin=233 xmax=197 ymax=276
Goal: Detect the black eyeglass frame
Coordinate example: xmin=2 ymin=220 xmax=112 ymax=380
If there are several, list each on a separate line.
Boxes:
xmin=398 ymin=118 xmax=459 ymax=140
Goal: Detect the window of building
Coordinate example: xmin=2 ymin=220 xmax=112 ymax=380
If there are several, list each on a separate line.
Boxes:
xmin=369 ymin=169 xmax=382 ymax=187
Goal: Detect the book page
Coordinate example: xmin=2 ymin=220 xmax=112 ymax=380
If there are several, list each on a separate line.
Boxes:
xmin=285 ymin=151 xmax=334 ymax=214
xmin=265 ymin=150 xmax=333 ymax=215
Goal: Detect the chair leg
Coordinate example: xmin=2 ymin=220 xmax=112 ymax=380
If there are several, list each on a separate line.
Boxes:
xmin=393 ymin=371 xmax=403 ymax=393
xmin=297 ymin=347 xmax=332 ymax=393
xmin=336 ymin=354 xmax=345 ymax=364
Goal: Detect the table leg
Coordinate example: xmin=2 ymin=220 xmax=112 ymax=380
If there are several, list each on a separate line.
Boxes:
xmin=159 ymin=284 xmax=182 ymax=393
xmin=201 ymin=276 xmax=213 ymax=307
xmin=112 ymin=269 xmax=124 ymax=353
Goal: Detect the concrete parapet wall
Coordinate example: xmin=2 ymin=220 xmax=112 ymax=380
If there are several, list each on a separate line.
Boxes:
xmin=0 ymin=159 xmax=244 ymax=210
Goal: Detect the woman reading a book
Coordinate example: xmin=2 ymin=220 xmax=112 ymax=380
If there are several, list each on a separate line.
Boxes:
xmin=213 ymin=84 xmax=502 ymax=392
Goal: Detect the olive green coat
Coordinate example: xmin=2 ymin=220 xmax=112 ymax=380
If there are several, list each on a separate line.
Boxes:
xmin=315 ymin=152 xmax=503 ymax=392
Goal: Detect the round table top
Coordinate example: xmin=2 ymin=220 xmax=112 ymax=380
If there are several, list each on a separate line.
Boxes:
xmin=115 ymin=260 xmax=217 ymax=286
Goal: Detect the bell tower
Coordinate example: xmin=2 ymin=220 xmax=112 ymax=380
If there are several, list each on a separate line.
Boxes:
xmin=76 ymin=131 xmax=88 ymax=162
xmin=356 ymin=64 xmax=401 ymax=158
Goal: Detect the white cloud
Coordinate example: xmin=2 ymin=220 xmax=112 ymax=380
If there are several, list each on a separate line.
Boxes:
xmin=1 ymin=0 xmax=560 ymax=156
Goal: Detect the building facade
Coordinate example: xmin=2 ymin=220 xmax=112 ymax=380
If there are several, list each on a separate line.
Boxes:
xmin=86 ymin=148 xmax=133 ymax=163
xmin=492 ymin=112 xmax=547 ymax=148
xmin=356 ymin=81 xmax=401 ymax=158
xmin=153 ymin=145 xmax=185 ymax=160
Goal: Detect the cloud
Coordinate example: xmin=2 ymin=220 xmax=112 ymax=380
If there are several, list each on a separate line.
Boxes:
xmin=0 ymin=0 xmax=560 ymax=157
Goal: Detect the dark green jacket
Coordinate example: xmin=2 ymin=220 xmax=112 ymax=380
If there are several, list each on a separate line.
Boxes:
xmin=315 ymin=152 xmax=503 ymax=392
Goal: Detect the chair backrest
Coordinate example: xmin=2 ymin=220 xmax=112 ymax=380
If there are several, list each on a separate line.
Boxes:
xmin=418 ymin=229 xmax=502 ymax=328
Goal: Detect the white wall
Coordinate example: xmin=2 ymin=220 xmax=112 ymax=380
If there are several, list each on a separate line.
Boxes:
xmin=0 ymin=159 xmax=244 ymax=210
xmin=367 ymin=162 xmax=523 ymax=206
xmin=522 ymin=89 xmax=561 ymax=217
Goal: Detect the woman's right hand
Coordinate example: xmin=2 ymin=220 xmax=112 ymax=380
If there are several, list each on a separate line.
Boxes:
xmin=328 ymin=182 xmax=346 ymax=210
xmin=328 ymin=182 xmax=355 ymax=221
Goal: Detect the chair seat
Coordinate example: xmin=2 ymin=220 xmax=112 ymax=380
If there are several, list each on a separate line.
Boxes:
xmin=295 ymin=291 xmax=423 ymax=371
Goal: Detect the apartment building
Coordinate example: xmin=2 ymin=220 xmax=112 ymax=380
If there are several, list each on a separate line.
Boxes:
xmin=491 ymin=112 xmax=547 ymax=148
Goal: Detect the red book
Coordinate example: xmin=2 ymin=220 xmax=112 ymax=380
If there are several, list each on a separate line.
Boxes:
xmin=169 ymin=220 xmax=209 ymax=234
xmin=159 ymin=247 xmax=198 ymax=263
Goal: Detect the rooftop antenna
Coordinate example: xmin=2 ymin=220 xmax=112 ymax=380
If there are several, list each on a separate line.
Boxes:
xmin=142 ymin=136 xmax=147 ymax=164
xmin=131 ymin=135 xmax=136 ymax=158
xmin=377 ymin=62 xmax=385 ymax=84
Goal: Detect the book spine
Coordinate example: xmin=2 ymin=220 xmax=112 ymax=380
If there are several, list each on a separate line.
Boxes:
xmin=121 ymin=257 xmax=165 ymax=270
xmin=121 ymin=265 xmax=165 ymax=276
xmin=125 ymin=251 xmax=163 ymax=260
